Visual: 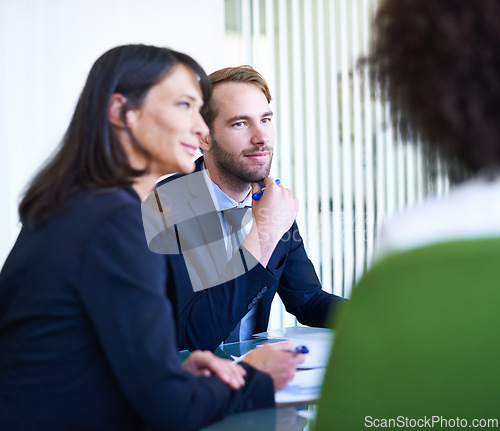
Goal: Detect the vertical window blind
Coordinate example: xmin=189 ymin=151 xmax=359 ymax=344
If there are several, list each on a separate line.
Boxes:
xmin=224 ymin=0 xmax=449 ymax=330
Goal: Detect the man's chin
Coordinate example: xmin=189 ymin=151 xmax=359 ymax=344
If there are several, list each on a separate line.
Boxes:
xmin=242 ymin=165 xmax=272 ymax=183
xmin=241 ymin=170 xmax=271 ymax=184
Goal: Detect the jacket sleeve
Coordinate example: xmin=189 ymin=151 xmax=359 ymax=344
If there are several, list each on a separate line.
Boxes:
xmin=276 ymin=222 xmax=345 ymax=327
xmin=167 ymin=248 xmax=281 ymax=351
xmin=77 ymin=203 xmax=273 ymax=431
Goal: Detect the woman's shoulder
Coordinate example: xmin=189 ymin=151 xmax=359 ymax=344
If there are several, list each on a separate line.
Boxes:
xmin=29 ymin=186 xmax=144 ymax=243
xmin=77 ymin=185 xmax=140 ymax=207
xmin=69 ymin=186 xmax=141 ymax=220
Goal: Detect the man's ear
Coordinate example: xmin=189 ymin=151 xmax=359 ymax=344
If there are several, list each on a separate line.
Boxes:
xmin=199 ymin=133 xmax=212 ymax=152
xmin=108 ymin=93 xmax=130 ymax=128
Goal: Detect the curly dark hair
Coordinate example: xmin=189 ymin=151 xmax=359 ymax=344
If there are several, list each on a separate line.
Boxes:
xmin=368 ymin=0 xmax=500 ymax=174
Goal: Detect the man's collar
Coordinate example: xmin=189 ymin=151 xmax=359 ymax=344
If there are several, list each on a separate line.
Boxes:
xmin=193 ymin=155 xmax=205 ymax=173
xmin=201 ymin=161 xmax=252 ymax=211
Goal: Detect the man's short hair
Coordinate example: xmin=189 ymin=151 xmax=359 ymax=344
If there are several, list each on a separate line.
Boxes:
xmin=201 ymin=65 xmax=272 ymax=130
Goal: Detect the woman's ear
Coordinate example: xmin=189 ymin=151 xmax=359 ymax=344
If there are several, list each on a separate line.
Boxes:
xmin=108 ymin=93 xmax=129 ymax=128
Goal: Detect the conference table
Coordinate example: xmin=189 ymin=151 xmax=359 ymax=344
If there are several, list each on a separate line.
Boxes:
xmin=179 ymin=328 xmax=333 ymax=431
xmin=201 ymin=403 xmax=315 ymax=431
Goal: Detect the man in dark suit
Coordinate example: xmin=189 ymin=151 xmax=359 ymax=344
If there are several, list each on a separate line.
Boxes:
xmin=143 ymin=66 xmax=344 ymax=351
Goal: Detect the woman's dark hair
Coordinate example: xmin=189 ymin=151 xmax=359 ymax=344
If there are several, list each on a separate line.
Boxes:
xmin=367 ymin=0 xmax=500 ymax=174
xmin=20 ymin=44 xmax=211 ymax=223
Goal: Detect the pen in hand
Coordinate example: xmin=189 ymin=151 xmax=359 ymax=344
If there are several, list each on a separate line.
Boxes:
xmin=252 ymin=179 xmax=281 ymax=201
xmin=290 ymin=345 xmax=309 ymax=354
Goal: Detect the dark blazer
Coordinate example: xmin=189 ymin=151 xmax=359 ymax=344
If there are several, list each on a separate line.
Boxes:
xmin=147 ymin=158 xmax=344 ymax=351
xmin=0 ymin=187 xmax=273 ymax=431
xmin=142 ymin=169 xmax=258 ymax=292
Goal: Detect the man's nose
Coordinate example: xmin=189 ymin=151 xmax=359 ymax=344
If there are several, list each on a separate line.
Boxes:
xmin=250 ymin=127 xmax=270 ymax=146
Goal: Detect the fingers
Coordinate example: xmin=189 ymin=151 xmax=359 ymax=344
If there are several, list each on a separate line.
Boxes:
xmin=267 ymin=342 xmax=305 ymax=365
xmin=269 ymin=350 xmax=300 ymax=391
xmin=214 ymin=361 xmax=246 ymax=390
xmin=202 ymin=353 xmax=246 ymax=390
xmin=183 ymin=351 xmax=247 ymax=390
xmin=241 ymin=342 xmax=304 ymax=391
xmin=265 ymin=340 xmax=294 ymax=351
xmin=256 ymin=177 xmax=296 ymax=205
xmin=262 ymin=176 xmax=276 ymax=187
xmin=294 ymin=352 xmax=306 ymax=365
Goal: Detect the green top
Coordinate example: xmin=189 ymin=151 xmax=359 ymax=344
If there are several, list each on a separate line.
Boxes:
xmin=315 ymin=237 xmax=500 ymax=430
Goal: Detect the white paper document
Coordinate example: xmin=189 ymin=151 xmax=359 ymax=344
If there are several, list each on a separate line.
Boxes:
xmin=253 ymin=326 xmax=333 ymax=341
xmin=294 ymin=339 xmax=332 ymax=369
xmin=244 ymin=327 xmax=335 ymax=405
xmin=274 ymin=368 xmax=325 ymax=406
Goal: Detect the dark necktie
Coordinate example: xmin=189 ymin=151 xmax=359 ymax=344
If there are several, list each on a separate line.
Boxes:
xmin=223 ymin=207 xmax=252 ymax=255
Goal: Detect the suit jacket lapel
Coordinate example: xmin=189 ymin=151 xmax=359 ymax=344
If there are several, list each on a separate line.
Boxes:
xmin=185 ymin=165 xmax=228 ymax=275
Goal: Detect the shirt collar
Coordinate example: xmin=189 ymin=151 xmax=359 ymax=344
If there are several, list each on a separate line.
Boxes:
xmin=200 ymin=162 xmax=252 ymax=211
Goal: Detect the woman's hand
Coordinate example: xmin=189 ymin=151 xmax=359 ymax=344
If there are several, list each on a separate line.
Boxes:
xmin=242 ymin=341 xmax=305 ymax=391
xmin=181 ymin=350 xmax=246 ymax=390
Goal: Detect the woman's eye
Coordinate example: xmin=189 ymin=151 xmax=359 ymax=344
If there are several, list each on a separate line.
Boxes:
xmin=179 ymin=101 xmax=190 ymax=109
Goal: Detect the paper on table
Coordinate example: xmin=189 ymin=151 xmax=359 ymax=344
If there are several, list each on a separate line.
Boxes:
xmin=293 ymin=339 xmax=332 ymax=369
xmin=253 ymin=326 xmax=332 ymax=341
xmin=275 ymin=368 xmax=325 ymax=406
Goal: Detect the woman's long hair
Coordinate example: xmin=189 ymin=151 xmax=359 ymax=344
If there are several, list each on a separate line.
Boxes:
xmin=19 ymin=44 xmax=211 ymax=224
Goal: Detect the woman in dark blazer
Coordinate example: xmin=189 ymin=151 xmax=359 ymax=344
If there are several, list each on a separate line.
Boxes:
xmin=0 ymin=44 xmax=301 ymax=431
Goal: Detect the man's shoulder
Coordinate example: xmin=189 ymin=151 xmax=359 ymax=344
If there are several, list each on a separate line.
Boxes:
xmin=156 ymin=159 xmax=206 ymax=198
xmin=157 ymin=171 xmax=187 ymax=188
xmin=155 ymin=171 xmax=208 ymax=208
xmin=157 ymin=156 xmax=204 ymax=188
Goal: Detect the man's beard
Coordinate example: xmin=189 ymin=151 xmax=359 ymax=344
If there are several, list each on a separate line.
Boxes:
xmin=210 ymin=136 xmax=273 ymax=188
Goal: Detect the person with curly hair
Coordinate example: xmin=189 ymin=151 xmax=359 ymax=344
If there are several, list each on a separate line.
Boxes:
xmin=315 ymin=1 xmax=500 ymax=428
xmin=372 ymin=0 xmax=500 ymax=254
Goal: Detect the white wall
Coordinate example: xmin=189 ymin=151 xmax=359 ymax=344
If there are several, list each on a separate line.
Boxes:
xmin=0 ymin=0 xmax=225 ymax=266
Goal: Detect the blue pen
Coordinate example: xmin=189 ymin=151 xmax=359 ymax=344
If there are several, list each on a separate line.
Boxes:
xmin=290 ymin=345 xmax=309 ymax=354
xmin=252 ymin=179 xmax=281 ymax=200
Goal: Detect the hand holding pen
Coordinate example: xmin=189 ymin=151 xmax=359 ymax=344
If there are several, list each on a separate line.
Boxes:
xmin=238 ymin=341 xmax=306 ymax=391
xmin=252 ymin=179 xmax=281 ymax=200
xmin=245 ymin=177 xmax=299 ymax=268
xmin=251 ymin=176 xmax=299 ymax=235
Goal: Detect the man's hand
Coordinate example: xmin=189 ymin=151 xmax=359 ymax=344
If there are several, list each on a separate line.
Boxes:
xmin=242 ymin=341 xmax=305 ymax=391
xmin=182 ymin=350 xmax=246 ymax=390
xmin=253 ymin=176 xmax=299 ymax=237
xmin=243 ymin=177 xmax=299 ymax=266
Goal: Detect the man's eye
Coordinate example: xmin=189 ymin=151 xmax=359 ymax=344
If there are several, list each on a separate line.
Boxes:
xmin=262 ymin=118 xmax=271 ymax=124
xmin=233 ymin=122 xmax=244 ymax=128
